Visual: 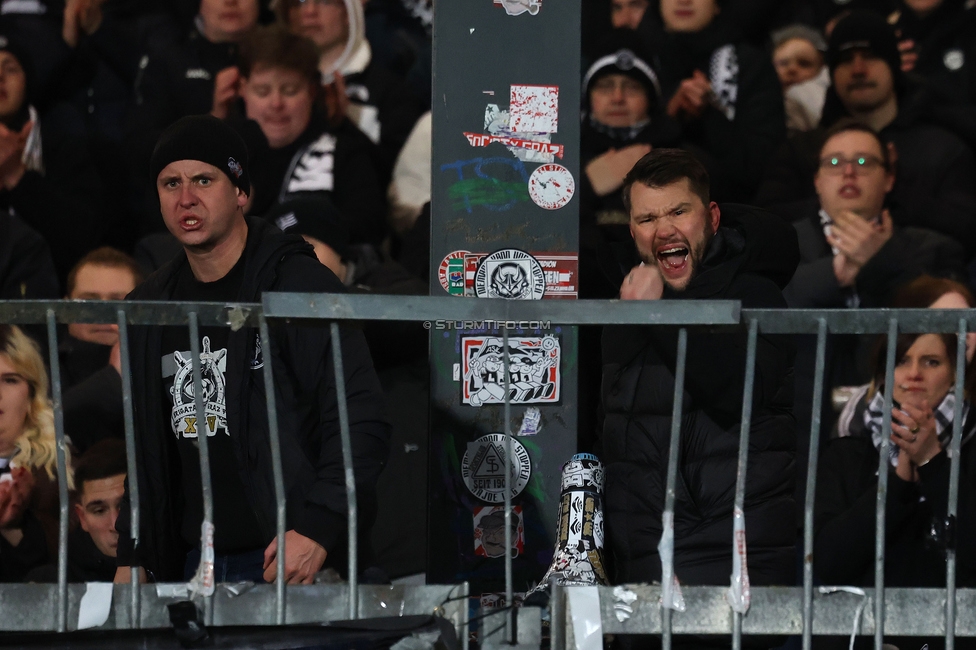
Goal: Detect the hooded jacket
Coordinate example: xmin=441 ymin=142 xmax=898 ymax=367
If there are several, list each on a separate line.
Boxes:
xmin=115 ymin=217 xmax=390 ymax=581
xmin=600 ymin=204 xmax=799 ymax=585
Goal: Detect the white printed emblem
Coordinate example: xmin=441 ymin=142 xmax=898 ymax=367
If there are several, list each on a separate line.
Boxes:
xmin=461 ymin=434 xmax=532 ymax=503
xmin=473 ymin=249 xmax=546 ymax=300
xmin=169 ymin=336 xmax=228 ymax=439
xmin=461 ymin=335 xmax=560 ymax=406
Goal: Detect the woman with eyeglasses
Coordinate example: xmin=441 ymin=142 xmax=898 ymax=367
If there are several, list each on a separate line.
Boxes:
xmin=0 ymin=325 xmax=71 ymax=582
xmin=813 ymin=276 xmax=976 ymax=650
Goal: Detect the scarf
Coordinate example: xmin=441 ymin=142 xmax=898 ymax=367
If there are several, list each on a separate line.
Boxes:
xmin=587 ymin=114 xmax=651 ymax=143
xmin=864 ymin=388 xmax=969 ymax=467
xmin=22 ymin=105 xmax=43 ymax=175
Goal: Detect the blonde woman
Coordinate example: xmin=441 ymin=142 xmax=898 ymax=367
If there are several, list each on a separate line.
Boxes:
xmin=0 ymin=324 xmax=69 ymax=581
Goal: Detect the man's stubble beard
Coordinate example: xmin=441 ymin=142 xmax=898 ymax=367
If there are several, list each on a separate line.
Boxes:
xmin=637 ymin=222 xmax=713 ymax=292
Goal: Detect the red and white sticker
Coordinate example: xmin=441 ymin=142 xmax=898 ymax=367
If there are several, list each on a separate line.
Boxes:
xmin=462 ymin=252 xmax=578 ymax=299
xmin=528 ymin=163 xmax=575 ymax=210
xmin=510 ymin=85 xmax=558 ymax=134
xmin=438 ymin=250 xmax=470 ymax=295
xmin=473 ymin=505 xmax=525 ymax=558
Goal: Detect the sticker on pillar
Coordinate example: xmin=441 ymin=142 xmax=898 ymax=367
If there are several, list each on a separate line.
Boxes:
xmin=493 ymin=0 xmax=540 ymax=15
xmin=461 ymin=433 xmax=532 ymax=503
xmin=438 ymin=250 xmax=470 ymax=294
xmin=461 ymin=335 xmax=560 ymax=406
xmin=477 ymin=104 xmax=561 ymax=164
xmin=473 ymin=249 xmax=546 ymax=300
xmin=518 ymin=407 xmax=542 ymax=436
xmin=464 ymin=252 xmax=578 ymax=299
xmin=528 ymin=163 xmax=575 ymax=210
xmin=473 ymin=505 xmax=525 ymax=558
xmin=510 ymin=85 xmax=559 ymax=134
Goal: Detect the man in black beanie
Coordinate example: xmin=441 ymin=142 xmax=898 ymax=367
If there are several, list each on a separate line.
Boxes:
xmin=757 ymin=11 xmax=976 ymax=259
xmin=115 ymin=115 xmax=390 ymax=585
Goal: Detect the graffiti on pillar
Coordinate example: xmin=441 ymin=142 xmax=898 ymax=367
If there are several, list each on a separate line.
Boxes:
xmin=439 ymin=157 xmax=530 ymax=213
xmin=493 ymin=0 xmax=540 ymax=16
xmin=460 ymin=335 xmax=561 ymax=406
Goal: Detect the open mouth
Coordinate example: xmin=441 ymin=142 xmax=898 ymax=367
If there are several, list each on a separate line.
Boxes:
xmin=839 ymin=183 xmax=861 ymax=198
xmin=656 ymin=245 xmax=689 ymax=271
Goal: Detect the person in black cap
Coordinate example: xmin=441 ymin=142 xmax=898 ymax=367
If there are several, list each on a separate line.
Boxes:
xmin=114 ymin=114 xmax=390 ymax=585
xmin=757 ymin=10 xmax=976 ymax=258
xmin=0 ymin=31 xmax=104 ymax=287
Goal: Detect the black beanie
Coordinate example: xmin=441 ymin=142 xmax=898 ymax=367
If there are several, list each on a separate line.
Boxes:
xmin=827 ymin=10 xmax=903 ymax=89
xmin=149 ymin=115 xmax=251 ymax=195
xmin=265 ymin=197 xmax=350 ymax=260
xmin=583 ymin=30 xmax=662 ymax=107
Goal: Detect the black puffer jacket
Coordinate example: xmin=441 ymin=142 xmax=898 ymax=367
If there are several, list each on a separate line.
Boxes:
xmin=600 ymin=204 xmax=799 ymax=585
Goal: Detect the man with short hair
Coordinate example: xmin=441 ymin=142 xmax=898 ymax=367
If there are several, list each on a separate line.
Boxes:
xmin=610 ymin=0 xmax=648 ymax=30
xmin=115 ymin=115 xmax=390 ymax=585
xmin=28 ymin=440 xmax=126 ymax=583
xmin=758 ymin=10 xmax=976 ymax=255
xmin=65 ymin=247 xmax=144 ymax=348
xmin=602 ymin=149 xmax=799 ymax=593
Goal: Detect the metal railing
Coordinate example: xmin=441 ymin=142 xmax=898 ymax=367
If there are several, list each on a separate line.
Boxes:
xmin=2 ymin=295 xmax=975 ymax=650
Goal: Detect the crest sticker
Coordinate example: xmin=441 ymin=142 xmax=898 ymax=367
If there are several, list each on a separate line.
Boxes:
xmin=473 ymin=249 xmax=546 ymax=300
xmin=461 ymin=433 xmax=532 ymax=503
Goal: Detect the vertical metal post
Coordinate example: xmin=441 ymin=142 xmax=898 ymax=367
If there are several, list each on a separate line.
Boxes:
xmin=502 ymin=325 xmax=514 ymax=644
xmin=258 ymin=314 xmax=287 ymax=625
xmin=875 ymin=318 xmax=898 ymax=650
xmin=731 ymin=319 xmax=759 ymax=650
xmin=44 ymin=310 xmax=69 ymax=633
xmin=188 ymin=312 xmax=215 ymax=623
xmin=661 ymin=328 xmax=688 ymax=650
xmin=550 ymin=583 xmax=565 ymax=650
xmin=329 ymin=322 xmax=358 ymax=620
xmin=117 ymin=309 xmax=141 ymax=628
xmin=802 ymin=319 xmax=828 ymax=650
xmin=944 ymin=317 xmax=967 ymax=650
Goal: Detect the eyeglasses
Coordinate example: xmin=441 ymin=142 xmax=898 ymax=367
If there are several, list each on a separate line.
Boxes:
xmin=819 ymin=155 xmax=885 ymax=175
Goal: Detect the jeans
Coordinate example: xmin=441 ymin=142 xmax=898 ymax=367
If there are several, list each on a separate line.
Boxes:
xmin=183 ymin=547 xmax=266 ymax=583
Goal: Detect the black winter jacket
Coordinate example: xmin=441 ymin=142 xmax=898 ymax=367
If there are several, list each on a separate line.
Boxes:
xmin=115 ymin=217 xmax=390 ymax=581
xmin=0 ymin=210 xmax=58 ymax=299
xmin=600 ymin=204 xmax=799 ymax=585
xmin=783 ymin=199 xmax=968 ymax=309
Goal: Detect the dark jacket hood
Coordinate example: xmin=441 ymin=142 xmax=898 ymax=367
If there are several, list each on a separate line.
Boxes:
xmin=665 ymin=203 xmax=799 ymax=300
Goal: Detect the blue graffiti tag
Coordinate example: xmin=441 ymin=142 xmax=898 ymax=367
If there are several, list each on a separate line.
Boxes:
xmin=439 ymin=157 xmax=530 ymax=213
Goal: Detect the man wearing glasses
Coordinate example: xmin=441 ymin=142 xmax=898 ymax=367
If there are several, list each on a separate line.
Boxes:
xmin=785 ymin=119 xmax=965 ymax=311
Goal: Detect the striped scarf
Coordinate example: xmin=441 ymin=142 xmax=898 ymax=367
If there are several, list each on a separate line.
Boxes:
xmin=864 ymin=389 xmax=969 ymax=467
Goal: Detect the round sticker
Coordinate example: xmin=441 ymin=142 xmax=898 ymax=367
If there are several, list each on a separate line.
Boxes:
xmin=528 ymin=163 xmax=576 ymax=210
xmin=944 ymin=49 xmax=964 ymax=71
xmin=461 ymin=434 xmax=532 ymax=503
xmin=474 ymin=249 xmax=546 ymax=300
xmin=438 ymin=250 xmax=470 ymax=295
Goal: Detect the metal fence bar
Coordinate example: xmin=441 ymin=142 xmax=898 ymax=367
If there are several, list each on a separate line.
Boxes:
xmin=44 ymin=310 xmax=69 ymax=632
xmin=945 ymin=317 xmax=967 ymax=650
xmin=875 ymin=318 xmax=898 ymax=650
xmin=802 ymin=318 xmax=828 ymax=650
xmin=661 ymin=328 xmax=688 ymax=650
xmin=731 ymin=319 xmax=759 ymax=650
xmin=551 ymin=583 xmax=565 ymax=650
xmin=257 ymin=314 xmax=287 ymax=624
xmin=503 ymin=324 xmax=518 ymax=636
xmin=116 ymin=308 xmax=141 ymax=627
xmin=329 ymin=322 xmax=358 ymax=620
xmin=188 ymin=312 xmax=215 ymax=624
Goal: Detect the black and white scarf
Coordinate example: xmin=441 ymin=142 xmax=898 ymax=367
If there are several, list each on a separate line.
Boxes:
xmin=587 ymin=114 xmax=650 ymax=142
xmin=864 ymin=389 xmax=969 ymax=467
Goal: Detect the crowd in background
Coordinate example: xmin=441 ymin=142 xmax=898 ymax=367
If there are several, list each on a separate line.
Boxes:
xmin=0 ymin=0 xmax=974 ymax=620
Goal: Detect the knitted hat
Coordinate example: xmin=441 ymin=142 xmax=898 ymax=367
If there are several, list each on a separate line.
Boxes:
xmin=0 ymin=32 xmax=34 ymax=125
xmin=265 ymin=197 xmax=350 ymax=260
xmin=583 ymin=30 xmax=662 ymax=106
xmin=149 ymin=115 xmax=251 ymax=195
xmin=827 ymin=10 xmax=902 ymax=82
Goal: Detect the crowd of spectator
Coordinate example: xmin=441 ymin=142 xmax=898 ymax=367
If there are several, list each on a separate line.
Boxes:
xmin=0 ymin=2 xmax=973 ymax=644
